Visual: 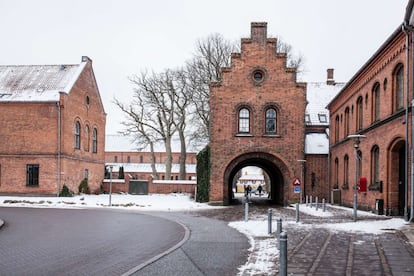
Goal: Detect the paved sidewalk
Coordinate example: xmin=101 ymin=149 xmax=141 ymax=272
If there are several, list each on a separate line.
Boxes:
xmin=248 ymin=203 xmax=414 ymax=275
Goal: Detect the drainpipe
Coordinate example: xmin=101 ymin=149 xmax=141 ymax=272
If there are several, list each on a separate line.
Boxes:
xmin=57 ymin=101 xmax=61 ymax=196
xmin=403 ymin=23 xmax=414 ymax=221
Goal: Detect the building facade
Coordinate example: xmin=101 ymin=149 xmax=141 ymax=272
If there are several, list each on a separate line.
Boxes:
xmin=105 ymin=134 xmax=197 ymax=181
xmin=328 ymin=25 xmax=411 ymax=216
xmin=210 ymin=22 xmax=306 ymax=205
xmin=209 ymin=22 xmax=345 ymax=206
xmin=0 ymin=56 xmax=106 ymax=195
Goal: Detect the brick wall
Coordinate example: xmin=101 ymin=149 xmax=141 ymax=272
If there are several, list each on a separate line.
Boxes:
xmin=328 ymin=29 xmax=411 ymax=214
xmin=209 ymin=22 xmax=306 ymax=205
xmin=0 ymin=58 xmax=106 ymax=195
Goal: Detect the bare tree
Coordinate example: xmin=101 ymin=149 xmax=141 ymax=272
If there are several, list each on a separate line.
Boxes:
xmin=114 ymin=90 xmax=160 ymax=179
xmin=276 ymin=35 xmax=306 ymax=77
xmin=115 ymin=70 xmax=177 ymax=180
xmin=172 ymin=68 xmax=191 ymax=180
xmin=185 ymin=33 xmax=236 ymax=146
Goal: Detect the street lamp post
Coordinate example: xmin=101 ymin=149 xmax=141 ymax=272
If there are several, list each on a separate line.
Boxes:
xmin=348 ymin=134 xmax=366 ymax=222
xmin=109 ymin=165 xmax=113 ymax=207
xmin=297 ymin=160 xmax=306 ymax=204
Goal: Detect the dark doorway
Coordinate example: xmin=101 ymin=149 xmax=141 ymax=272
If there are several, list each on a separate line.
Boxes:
xmin=398 ymin=145 xmax=406 ymax=216
xmin=129 ymin=180 xmax=148 ymax=195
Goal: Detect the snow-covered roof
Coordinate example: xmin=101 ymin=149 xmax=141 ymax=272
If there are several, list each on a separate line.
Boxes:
xmin=0 ymin=59 xmax=87 ymax=102
xmin=105 ymin=162 xmax=196 ymax=174
xmin=105 ymin=134 xmax=199 ymax=153
xmin=306 ymin=82 xmax=345 ymax=126
xmin=305 ymin=132 xmax=329 ymax=154
xmin=239 ymin=174 xmax=264 ymax=181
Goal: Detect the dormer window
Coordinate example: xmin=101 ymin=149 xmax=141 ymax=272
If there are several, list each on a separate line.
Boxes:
xmin=318 ymin=114 xmax=327 ymax=123
xmin=305 ymin=114 xmax=311 ymax=124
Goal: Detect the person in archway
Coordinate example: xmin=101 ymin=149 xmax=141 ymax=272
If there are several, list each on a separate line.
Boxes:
xmin=247 ymin=185 xmax=252 ymax=198
xmin=257 ymin=184 xmax=263 ymax=197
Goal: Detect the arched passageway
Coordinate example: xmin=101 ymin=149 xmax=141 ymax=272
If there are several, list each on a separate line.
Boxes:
xmin=388 ymin=139 xmax=406 ymax=216
xmin=223 ymin=152 xmax=288 ymax=205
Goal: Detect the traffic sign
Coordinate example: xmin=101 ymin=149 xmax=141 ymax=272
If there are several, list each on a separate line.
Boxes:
xmin=293 ymin=186 xmax=301 ymax=193
xmin=292 ymin=178 xmax=301 ymax=186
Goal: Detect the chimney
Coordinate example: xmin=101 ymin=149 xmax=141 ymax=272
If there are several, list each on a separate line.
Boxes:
xmin=251 ymin=22 xmax=267 ymax=44
xmin=326 ymin=68 xmax=335 ymax=85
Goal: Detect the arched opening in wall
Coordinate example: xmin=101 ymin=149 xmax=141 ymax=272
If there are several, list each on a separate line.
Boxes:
xmin=223 ymin=152 xmax=286 ymax=205
xmin=388 ymin=139 xmax=406 ymax=216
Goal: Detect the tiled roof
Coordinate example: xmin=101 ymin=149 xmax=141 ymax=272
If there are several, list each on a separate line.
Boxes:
xmin=0 ymin=61 xmax=87 ymax=102
xmin=306 ymin=82 xmax=345 ymax=126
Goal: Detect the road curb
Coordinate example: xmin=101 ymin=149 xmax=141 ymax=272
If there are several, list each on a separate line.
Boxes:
xmin=120 ymin=217 xmax=191 ymax=276
xmin=401 ymin=223 xmax=414 ymax=245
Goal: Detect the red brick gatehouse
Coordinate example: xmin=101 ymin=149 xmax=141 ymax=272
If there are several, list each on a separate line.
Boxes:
xmin=0 ymin=56 xmax=106 ymax=195
xmin=209 ymin=23 xmax=343 ymax=205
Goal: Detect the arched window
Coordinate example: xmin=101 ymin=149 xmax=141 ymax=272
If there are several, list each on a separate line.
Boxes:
xmin=74 ymin=121 xmax=81 ymax=149
xmin=334 ymin=115 xmax=340 ymax=142
xmin=344 ymin=107 xmax=350 ymax=137
xmin=85 ymin=125 xmax=90 ymax=152
xmin=92 ymin=128 xmax=98 ymax=153
xmin=372 ymin=83 xmax=380 ymax=122
xmin=334 ymin=158 xmax=339 ymax=188
xmin=265 ymin=108 xmax=277 ymax=134
xmin=343 ymin=155 xmax=349 ymax=187
xmin=394 ymin=64 xmax=404 ymax=111
xmin=371 ymin=146 xmax=380 ymax=187
xmin=238 ymin=108 xmax=250 ymax=133
xmin=356 ymin=96 xmax=363 ymax=131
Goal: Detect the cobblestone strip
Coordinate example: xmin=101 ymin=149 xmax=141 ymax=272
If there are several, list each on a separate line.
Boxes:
xmin=345 ymin=235 xmax=354 ymax=276
xmin=307 ymin=232 xmax=333 ymax=275
xmin=288 ymin=231 xmax=312 ymax=259
xmin=375 ymin=239 xmax=392 ymax=276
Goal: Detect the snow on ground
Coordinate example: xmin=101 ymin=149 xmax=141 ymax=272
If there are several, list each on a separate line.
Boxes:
xmin=0 ymin=195 xmax=410 ymax=275
xmin=0 ymin=193 xmax=220 ymax=211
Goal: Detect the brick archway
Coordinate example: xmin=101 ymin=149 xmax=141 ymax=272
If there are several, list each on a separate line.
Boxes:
xmin=223 ymin=152 xmax=289 ymax=205
xmin=387 ymin=138 xmax=406 ymax=215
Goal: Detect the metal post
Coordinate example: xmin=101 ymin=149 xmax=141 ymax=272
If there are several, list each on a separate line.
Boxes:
xmin=305 ymin=195 xmax=308 ymax=207
xmin=296 ymin=203 xmax=299 ymax=223
xmin=298 ymin=159 xmax=306 ymax=204
xmin=315 ymin=196 xmax=319 ymax=211
xmin=310 ymin=195 xmax=313 ymax=208
xmin=109 ymin=166 xmax=113 ymax=207
xmin=276 ymin=218 xmax=282 ymax=244
xmin=348 ymin=134 xmax=366 ymax=222
xmin=322 ymin=198 xmax=326 ymax=212
xmin=353 ymin=145 xmax=358 ymax=222
xmin=268 ymin=209 xmax=273 ymax=234
xmin=244 ymin=202 xmax=249 ymax=222
xmin=279 ymin=231 xmax=288 ymax=276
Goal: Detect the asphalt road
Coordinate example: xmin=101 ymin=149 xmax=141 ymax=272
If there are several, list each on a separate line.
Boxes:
xmin=0 ymin=207 xmax=186 ymax=276
xmin=132 ymin=212 xmax=249 ymax=276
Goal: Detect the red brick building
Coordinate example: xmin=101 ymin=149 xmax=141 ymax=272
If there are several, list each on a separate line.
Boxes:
xmin=0 ymin=56 xmax=106 ymax=195
xmin=328 ymin=23 xmax=411 ymax=216
xmin=209 ymin=23 xmax=342 ymax=205
xmin=103 ymin=134 xmax=197 ymax=194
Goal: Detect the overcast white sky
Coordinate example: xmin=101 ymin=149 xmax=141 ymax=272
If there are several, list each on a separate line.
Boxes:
xmin=0 ymin=0 xmax=408 ymax=133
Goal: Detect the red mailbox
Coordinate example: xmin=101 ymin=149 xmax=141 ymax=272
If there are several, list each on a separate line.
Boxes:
xmin=358 ymin=177 xmax=367 ymax=193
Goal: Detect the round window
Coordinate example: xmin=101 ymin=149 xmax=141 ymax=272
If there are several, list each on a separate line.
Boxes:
xmin=254 ymin=71 xmax=263 ymax=81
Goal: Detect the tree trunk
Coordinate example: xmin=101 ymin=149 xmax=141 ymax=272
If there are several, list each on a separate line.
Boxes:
xmin=178 ymin=128 xmax=187 ymax=180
